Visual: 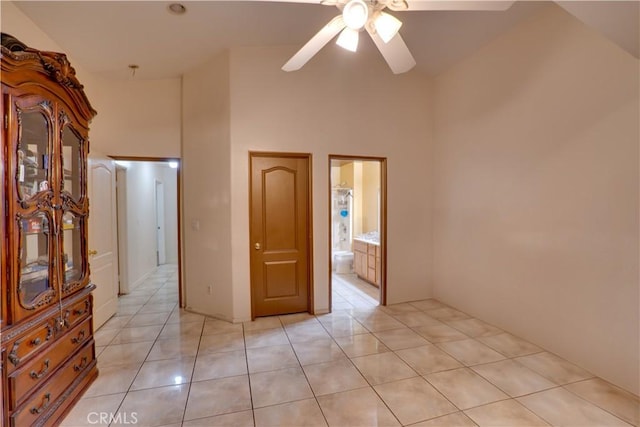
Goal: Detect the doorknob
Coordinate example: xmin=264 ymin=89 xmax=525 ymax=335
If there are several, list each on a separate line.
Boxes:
xmin=88 ymin=249 xmax=98 ymax=256
xmin=254 ymin=243 xmax=261 ymax=250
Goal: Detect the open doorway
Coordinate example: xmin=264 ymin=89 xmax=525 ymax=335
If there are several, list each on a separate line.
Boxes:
xmin=329 ymin=155 xmax=387 ymax=310
xmin=112 ymin=156 xmax=183 ymax=307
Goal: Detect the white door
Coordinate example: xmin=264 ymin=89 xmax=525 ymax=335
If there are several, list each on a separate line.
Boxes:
xmin=155 ymin=180 xmax=166 ymax=265
xmin=88 ymin=152 xmax=119 ymax=329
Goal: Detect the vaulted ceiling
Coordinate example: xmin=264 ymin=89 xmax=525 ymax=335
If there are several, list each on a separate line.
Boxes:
xmin=10 ymin=1 xmax=639 ymax=80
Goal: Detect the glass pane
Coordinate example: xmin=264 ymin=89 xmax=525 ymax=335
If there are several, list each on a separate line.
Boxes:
xmin=19 ymin=212 xmax=51 ymax=305
xmin=62 ymin=211 xmax=83 ymax=284
xmin=17 ymin=111 xmax=49 ymax=200
xmin=62 ymin=126 xmax=82 ymax=201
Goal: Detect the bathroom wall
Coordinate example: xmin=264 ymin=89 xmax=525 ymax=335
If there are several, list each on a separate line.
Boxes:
xmin=362 ymin=161 xmax=381 ymax=234
xmin=433 ymin=4 xmax=639 ymax=394
xmin=334 ymin=161 xmax=380 ymax=238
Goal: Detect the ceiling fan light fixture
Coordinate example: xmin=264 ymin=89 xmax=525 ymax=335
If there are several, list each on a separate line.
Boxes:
xmin=374 ymin=12 xmax=402 ymax=43
xmin=336 ymin=27 xmax=359 ymax=52
xmin=342 ymin=0 xmax=369 ymax=30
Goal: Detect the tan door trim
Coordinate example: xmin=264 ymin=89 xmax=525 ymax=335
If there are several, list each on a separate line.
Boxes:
xmin=249 ymin=151 xmax=314 ymax=319
xmin=328 ymin=155 xmax=388 ymax=309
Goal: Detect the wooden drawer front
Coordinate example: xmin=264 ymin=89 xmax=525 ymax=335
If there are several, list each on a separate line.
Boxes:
xmin=62 ymin=296 xmax=91 ymax=330
xmin=367 ymin=244 xmax=377 ymax=255
xmin=6 ymin=321 xmax=55 ymax=373
xmin=10 ymin=342 xmax=94 ymax=427
xmin=9 ymin=318 xmax=92 ymax=409
xmin=353 ymin=240 xmax=367 ymax=253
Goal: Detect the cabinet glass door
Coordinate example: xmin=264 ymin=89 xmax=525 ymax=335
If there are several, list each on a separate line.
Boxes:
xmin=61 ymin=125 xmax=82 ymax=201
xmin=61 ymin=211 xmax=83 ymax=286
xmin=16 ymin=109 xmax=50 ymax=200
xmin=18 ymin=212 xmax=52 ymax=306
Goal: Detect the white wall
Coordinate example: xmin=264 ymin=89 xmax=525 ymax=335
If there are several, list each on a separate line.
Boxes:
xmin=229 ymin=45 xmax=433 ymax=320
xmin=433 ymin=4 xmax=639 ymax=394
xmin=181 ymin=52 xmax=234 ymax=321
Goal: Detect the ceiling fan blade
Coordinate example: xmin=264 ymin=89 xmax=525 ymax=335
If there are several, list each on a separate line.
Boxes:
xmin=402 ymin=0 xmax=515 ymax=11
xmin=367 ymin=28 xmax=416 ymax=74
xmin=282 ymin=15 xmax=346 ymax=72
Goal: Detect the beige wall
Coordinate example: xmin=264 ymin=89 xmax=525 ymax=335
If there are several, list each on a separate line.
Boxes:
xmin=433 ymin=4 xmax=639 ymax=394
xmin=2 ymin=2 xmax=63 ymax=52
xmin=336 ymin=161 xmax=380 ymax=236
xmin=340 ymin=163 xmax=355 ymax=189
xmin=181 ymin=52 xmax=234 ymax=320
xmin=1 ymin=2 xmax=182 ymax=160
xmin=88 ymin=77 xmax=182 ymax=158
xmin=228 ymin=45 xmax=433 ymax=319
xmin=362 ymin=161 xmax=381 ymax=233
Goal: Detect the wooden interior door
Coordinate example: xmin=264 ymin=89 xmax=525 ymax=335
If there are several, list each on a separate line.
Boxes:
xmin=250 ymin=153 xmax=312 ymax=318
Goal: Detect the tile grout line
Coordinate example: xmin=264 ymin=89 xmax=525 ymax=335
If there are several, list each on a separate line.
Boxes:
xmin=99 ymin=269 xmax=178 ymax=427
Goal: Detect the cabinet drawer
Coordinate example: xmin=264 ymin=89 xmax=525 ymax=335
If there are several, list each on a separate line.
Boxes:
xmin=353 ymin=240 xmax=367 ymax=253
xmin=6 ymin=321 xmax=55 ymax=373
xmin=367 ymin=244 xmax=377 ymax=255
xmin=9 ymin=318 xmax=93 ymax=409
xmin=62 ymin=296 xmax=92 ymax=330
xmin=10 ymin=342 xmax=95 ymax=427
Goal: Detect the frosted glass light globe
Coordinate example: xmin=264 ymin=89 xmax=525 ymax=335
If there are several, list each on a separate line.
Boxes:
xmin=343 ymin=0 xmax=369 ymax=30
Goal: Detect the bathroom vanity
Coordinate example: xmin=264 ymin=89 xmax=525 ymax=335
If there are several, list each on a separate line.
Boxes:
xmin=353 ymin=237 xmax=381 ymax=287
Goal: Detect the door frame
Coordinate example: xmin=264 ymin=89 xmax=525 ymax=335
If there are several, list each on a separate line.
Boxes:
xmin=249 ymin=151 xmax=314 ymax=319
xmin=110 ymin=156 xmax=184 ymax=308
xmin=328 ymin=155 xmax=388 ymax=308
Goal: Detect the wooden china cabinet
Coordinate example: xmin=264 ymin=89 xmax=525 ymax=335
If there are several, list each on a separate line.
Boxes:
xmin=1 ymin=33 xmax=98 ymax=426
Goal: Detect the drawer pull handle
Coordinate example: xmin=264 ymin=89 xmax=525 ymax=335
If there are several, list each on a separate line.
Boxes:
xmin=29 ymin=359 xmax=50 ymax=380
xmin=71 ymin=330 xmax=86 ymax=344
xmin=73 ymin=300 xmax=90 ymax=316
xmin=30 ymin=337 xmax=41 ymax=346
xmin=30 ymin=392 xmax=51 ymax=415
xmin=73 ymin=356 xmax=88 ymax=372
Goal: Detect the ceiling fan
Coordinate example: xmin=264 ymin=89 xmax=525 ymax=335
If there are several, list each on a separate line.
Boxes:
xmin=280 ymin=0 xmax=515 ymax=74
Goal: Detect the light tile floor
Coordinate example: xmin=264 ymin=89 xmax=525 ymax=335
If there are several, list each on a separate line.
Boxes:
xmin=62 ymin=265 xmax=639 ymax=427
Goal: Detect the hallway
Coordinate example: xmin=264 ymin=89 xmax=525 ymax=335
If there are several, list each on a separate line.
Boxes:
xmin=61 ymin=265 xmax=638 ymax=426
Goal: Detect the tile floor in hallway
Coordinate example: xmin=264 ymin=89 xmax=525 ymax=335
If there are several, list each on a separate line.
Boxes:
xmin=62 ymin=265 xmax=639 ymax=427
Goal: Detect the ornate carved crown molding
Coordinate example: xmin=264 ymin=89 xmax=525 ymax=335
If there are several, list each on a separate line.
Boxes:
xmin=1 ymin=32 xmax=97 ymax=121
xmin=38 ymin=51 xmax=84 ymax=91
